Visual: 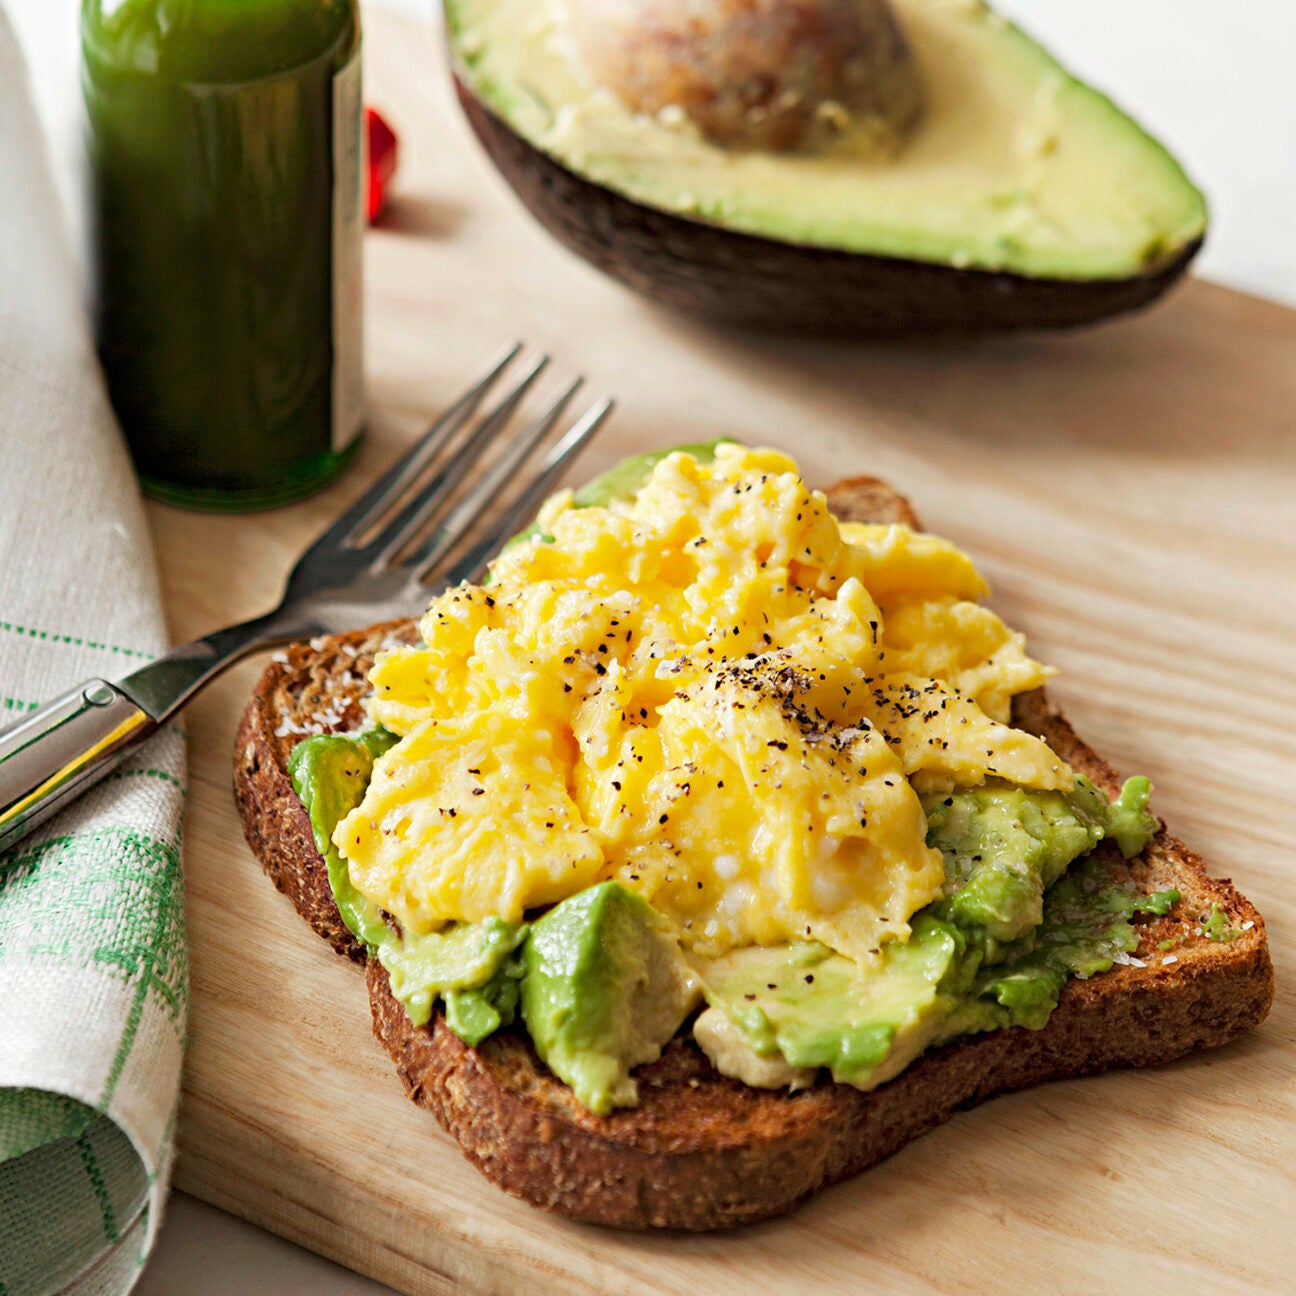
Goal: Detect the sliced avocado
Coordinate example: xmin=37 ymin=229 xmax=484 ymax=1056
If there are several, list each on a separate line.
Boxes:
xmin=693 ymin=918 xmax=966 ymax=1090
xmin=379 ymin=917 xmax=527 ymax=1031
xmin=520 ymin=881 xmax=700 ymax=1115
xmin=288 ymin=731 xmax=395 ymax=951
xmin=447 ymin=0 xmax=1205 ymax=336
xmin=444 ymin=961 xmax=525 ymax=1047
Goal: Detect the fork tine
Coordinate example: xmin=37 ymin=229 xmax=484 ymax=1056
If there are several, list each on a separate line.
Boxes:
xmin=430 ymin=395 xmax=615 ymax=589
xmin=308 ymin=341 xmax=522 ymax=552
xmin=390 ymin=375 xmax=586 ymax=576
xmin=364 ymin=353 xmax=552 ymax=565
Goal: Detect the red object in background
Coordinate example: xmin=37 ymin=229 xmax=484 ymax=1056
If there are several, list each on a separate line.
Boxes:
xmin=366 ymin=107 xmax=399 ymax=222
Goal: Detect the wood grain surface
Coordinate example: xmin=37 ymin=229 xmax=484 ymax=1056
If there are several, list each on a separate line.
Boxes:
xmin=144 ymin=7 xmax=1294 ymax=1293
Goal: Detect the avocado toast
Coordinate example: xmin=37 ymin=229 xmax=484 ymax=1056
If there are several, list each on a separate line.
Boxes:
xmin=234 ymin=466 xmax=1273 ymax=1230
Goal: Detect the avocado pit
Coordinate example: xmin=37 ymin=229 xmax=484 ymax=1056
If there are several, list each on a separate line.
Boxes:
xmin=569 ymin=0 xmax=924 ymax=153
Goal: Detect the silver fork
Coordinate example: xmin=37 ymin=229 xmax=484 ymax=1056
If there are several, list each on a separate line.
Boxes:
xmin=0 ymin=344 xmax=613 ymax=853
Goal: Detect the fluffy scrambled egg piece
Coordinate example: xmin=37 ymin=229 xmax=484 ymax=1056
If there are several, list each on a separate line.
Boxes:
xmin=336 ymin=445 xmax=1068 ymax=964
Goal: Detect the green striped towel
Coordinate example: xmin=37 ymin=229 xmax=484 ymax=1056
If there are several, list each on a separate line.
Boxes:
xmin=0 ymin=13 xmax=187 ymax=1296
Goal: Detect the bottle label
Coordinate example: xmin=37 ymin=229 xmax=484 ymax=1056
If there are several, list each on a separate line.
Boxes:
xmin=332 ymin=45 xmax=365 ymax=454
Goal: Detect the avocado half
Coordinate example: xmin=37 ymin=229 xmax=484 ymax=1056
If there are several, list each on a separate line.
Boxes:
xmin=446 ymin=0 xmax=1206 ymax=338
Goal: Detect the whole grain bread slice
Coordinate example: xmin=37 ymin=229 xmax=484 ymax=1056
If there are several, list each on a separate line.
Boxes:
xmin=233 ymin=475 xmax=1274 ymax=1230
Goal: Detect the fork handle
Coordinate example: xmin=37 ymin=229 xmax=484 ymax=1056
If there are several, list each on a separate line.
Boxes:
xmin=0 ymin=610 xmax=314 ymax=854
xmin=0 ymin=680 xmax=157 ymax=855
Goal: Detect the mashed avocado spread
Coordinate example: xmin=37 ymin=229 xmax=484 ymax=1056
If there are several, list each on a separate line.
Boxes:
xmin=287 ymin=445 xmax=1177 ymax=1112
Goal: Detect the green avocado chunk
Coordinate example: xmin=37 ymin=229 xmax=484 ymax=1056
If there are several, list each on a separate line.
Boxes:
xmin=520 ymin=881 xmax=700 ymax=1115
xmin=571 ymin=441 xmax=734 ymax=510
xmin=288 ymin=730 xmax=395 ymax=952
xmin=503 ymin=439 xmax=733 ymax=553
xmin=444 ymin=966 xmax=525 ymax=1047
xmin=379 ymin=916 xmax=527 ymax=1033
xmin=693 ymin=776 xmax=1173 ymax=1090
xmin=692 ymin=917 xmax=965 ymax=1089
xmin=289 ymin=730 xmax=526 ymax=1042
xmin=924 ymin=775 xmax=1158 ymax=948
xmin=1201 ymin=903 xmax=1240 ymax=943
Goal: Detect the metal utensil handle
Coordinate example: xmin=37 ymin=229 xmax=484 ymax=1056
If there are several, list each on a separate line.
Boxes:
xmin=0 ymin=680 xmax=157 ymax=854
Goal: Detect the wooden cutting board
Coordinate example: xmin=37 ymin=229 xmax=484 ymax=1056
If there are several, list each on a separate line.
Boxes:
xmin=145 ymin=7 xmax=1294 ymax=1293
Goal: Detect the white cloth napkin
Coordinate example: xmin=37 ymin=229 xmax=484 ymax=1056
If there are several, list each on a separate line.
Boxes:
xmin=0 ymin=10 xmax=187 ymax=1296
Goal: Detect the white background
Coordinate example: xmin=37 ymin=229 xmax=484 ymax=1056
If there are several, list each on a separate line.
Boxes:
xmin=7 ymin=1 xmax=1295 ymax=1292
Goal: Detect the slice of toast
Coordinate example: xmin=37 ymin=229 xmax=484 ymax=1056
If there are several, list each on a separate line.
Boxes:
xmin=233 ymin=476 xmax=1274 ymax=1230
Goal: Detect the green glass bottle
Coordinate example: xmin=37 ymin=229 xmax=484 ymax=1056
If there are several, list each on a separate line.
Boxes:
xmin=82 ymin=0 xmax=365 ymax=511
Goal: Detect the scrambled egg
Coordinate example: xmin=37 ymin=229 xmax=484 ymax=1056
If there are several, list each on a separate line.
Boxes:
xmin=335 ymin=445 xmax=1068 ymax=965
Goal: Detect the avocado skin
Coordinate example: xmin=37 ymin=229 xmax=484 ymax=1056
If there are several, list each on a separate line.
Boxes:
xmin=455 ymin=78 xmax=1201 ymax=339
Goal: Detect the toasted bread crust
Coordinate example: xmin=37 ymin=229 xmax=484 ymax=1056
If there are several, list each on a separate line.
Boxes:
xmin=368 ymin=883 xmax=1270 ymax=1230
xmin=233 ymin=474 xmax=1274 ymax=1230
xmin=234 ymin=621 xmax=419 ymax=963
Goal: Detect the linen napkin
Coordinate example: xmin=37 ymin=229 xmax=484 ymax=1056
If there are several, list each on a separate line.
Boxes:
xmin=0 ymin=12 xmax=187 ymax=1296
